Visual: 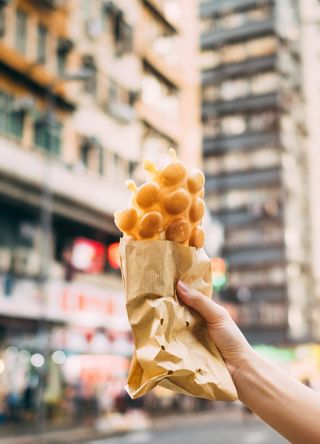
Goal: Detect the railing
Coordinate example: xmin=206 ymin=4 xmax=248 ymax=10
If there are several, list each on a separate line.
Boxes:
xmin=224 ymin=244 xmax=285 ymax=267
xmin=200 ymin=0 xmax=274 ymax=18
xmin=202 ymin=55 xmax=276 ymax=85
xmin=202 ymin=92 xmax=278 ymax=117
xmin=201 ymin=18 xmax=274 ymax=50
xmin=206 ymin=166 xmax=281 ymax=191
xmin=203 ymin=130 xmax=279 ymax=156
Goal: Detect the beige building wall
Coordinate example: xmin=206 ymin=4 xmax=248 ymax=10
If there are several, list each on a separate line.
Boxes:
xmin=300 ymin=0 xmax=320 ymax=339
xmin=136 ymin=0 xmax=201 ymax=169
xmin=178 ymin=0 xmax=201 ymax=167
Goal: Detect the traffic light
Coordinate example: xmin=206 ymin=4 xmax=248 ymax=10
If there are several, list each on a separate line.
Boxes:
xmin=211 ymin=257 xmax=227 ymax=291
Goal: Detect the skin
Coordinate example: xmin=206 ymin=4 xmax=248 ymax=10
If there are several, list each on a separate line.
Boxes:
xmin=177 ymin=280 xmax=320 ymax=444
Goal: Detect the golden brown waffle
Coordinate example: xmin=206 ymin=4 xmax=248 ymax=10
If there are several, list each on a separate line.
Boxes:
xmin=114 ymin=149 xmax=206 ymax=248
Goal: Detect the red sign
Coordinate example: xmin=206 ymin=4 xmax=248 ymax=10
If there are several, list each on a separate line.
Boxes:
xmin=107 ymin=242 xmax=121 ymax=269
xmin=71 ymin=237 xmax=106 ymax=273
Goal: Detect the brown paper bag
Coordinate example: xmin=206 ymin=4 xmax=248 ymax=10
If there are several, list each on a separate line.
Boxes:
xmin=119 ymin=238 xmax=238 ymax=401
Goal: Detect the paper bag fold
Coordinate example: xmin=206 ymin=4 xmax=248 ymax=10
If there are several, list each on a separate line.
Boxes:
xmin=120 ymin=239 xmax=238 ymax=401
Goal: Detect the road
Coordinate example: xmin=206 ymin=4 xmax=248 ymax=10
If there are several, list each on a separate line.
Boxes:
xmin=86 ymin=417 xmax=288 ymax=444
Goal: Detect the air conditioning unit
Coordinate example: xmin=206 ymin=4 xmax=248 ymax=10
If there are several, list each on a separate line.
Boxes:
xmin=85 ymin=19 xmax=104 ymax=39
xmin=0 ymin=248 xmax=11 ymax=272
xmin=12 ymin=96 xmax=35 ymax=113
xmin=13 ymin=248 xmax=41 ymax=277
xmin=107 ymin=102 xmax=135 ymax=123
xmin=41 ymin=0 xmax=64 ymax=9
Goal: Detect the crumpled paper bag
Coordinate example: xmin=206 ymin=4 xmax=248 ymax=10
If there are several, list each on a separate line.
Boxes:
xmin=119 ymin=238 xmax=238 ymax=401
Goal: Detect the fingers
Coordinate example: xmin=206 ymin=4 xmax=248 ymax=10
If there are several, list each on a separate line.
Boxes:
xmin=177 ymin=280 xmax=229 ymax=325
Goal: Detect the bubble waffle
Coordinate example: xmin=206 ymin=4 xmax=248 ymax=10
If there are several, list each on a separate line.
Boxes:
xmin=114 ymin=149 xmax=206 ymax=248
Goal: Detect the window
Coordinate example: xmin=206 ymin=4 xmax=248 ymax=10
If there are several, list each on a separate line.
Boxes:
xmin=57 ymin=38 xmax=73 ymax=76
xmin=220 ymin=12 xmax=246 ymax=29
xmin=37 ymin=24 xmax=47 ymax=64
xmin=0 ymin=6 xmax=5 ymax=38
xmin=142 ymin=123 xmax=175 ymax=162
xmin=251 ymin=72 xmax=278 ymax=95
xmin=221 ymin=78 xmax=250 ymax=101
xmin=0 ymin=91 xmax=24 ymax=139
xmin=229 ymin=267 xmax=285 ymax=288
xmin=15 ymin=9 xmax=27 ymax=54
xmin=202 ymin=116 xmax=221 ymax=138
xmin=80 ymin=138 xmax=103 ymax=175
xmin=106 ymin=78 xmax=135 ymax=122
xmin=221 ymin=43 xmax=247 ymax=64
xmin=204 ymin=147 xmax=279 ymax=176
xmin=248 ymin=111 xmax=278 ymax=132
xmin=108 ymin=8 xmax=133 ymax=56
xmin=247 ymin=5 xmax=272 ymax=22
xmin=116 ymin=20 xmax=132 ymax=55
xmin=142 ymin=69 xmax=178 ymax=116
xmin=57 ymin=51 xmax=67 ymax=75
xmin=246 ymin=36 xmax=277 ymax=58
xmin=221 ymin=115 xmax=246 ymax=135
xmin=200 ymin=50 xmax=220 ymax=70
xmin=202 ymin=85 xmax=220 ymax=102
xmin=82 ymin=55 xmax=97 ymax=95
xmin=34 ymin=115 xmax=62 ymax=155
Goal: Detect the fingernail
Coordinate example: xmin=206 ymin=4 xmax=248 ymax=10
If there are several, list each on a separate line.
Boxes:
xmin=178 ymin=281 xmax=189 ymax=294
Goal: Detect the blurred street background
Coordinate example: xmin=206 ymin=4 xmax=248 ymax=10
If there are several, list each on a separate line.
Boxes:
xmin=0 ymin=0 xmax=320 ymax=442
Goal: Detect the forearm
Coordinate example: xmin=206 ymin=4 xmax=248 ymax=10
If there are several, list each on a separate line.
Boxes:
xmin=234 ymin=350 xmax=320 ymax=444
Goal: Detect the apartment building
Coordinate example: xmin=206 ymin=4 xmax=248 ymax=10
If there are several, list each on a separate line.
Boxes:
xmin=136 ymin=0 xmax=200 ymax=166
xmin=300 ymin=0 xmax=320 ymax=341
xmin=200 ymin=0 xmax=312 ymax=344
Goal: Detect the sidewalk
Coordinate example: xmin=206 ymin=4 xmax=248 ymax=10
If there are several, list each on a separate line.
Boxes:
xmin=0 ymin=426 xmax=125 ymax=444
xmin=0 ymin=406 xmax=255 ymax=443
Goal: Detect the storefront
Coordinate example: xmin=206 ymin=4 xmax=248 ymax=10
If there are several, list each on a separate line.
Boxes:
xmin=0 ymin=276 xmax=132 ymax=425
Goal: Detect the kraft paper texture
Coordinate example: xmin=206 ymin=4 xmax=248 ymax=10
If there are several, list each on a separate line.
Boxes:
xmin=119 ymin=239 xmax=238 ymax=401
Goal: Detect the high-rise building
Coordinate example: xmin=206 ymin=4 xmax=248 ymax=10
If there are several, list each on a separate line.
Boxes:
xmin=300 ymin=0 xmax=320 ymax=341
xmin=200 ymin=0 xmax=312 ymax=344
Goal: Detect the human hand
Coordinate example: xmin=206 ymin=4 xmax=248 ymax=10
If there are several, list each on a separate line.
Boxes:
xmin=177 ymin=280 xmax=253 ymax=379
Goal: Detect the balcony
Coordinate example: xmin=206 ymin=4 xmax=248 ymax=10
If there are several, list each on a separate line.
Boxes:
xmin=106 ymin=102 xmax=135 ymax=124
xmin=223 ymin=244 xmax=285 ymax=268
xmin=206 ymin=166 xmax=281 ymax=192
xmin=201 ymin=18 xmax=274 ymax=50
xmin=137 ymin=100 xmax=179 ymax=144
xmin=140 ymin=51 xmax=180 ymax=88
xmin=202 ymin=55 xmax=276 ymax=85
xmin=243 ymin=328 xmax=287 ymax=344
xmin=142 ymin=0 xmax=179 ymax=33
xmin=212 ymin=205 xmax=283 ymax=228
xmin=37 ymin=0 xmax=63 ymax=8
xmin=222 ymin=285 xmax=286 ymax=303
xmin=203 ymin=130 xmax=280 ymax=156
xmin=0 ymin=137 xmax=130 ymax=233
xmin=200 ymin=0 xmax=274 ymax=18
xmin=0 ymin=47 xmax=73 ymax=111
xmin=203 ymin=92 xmax=278 ymax=118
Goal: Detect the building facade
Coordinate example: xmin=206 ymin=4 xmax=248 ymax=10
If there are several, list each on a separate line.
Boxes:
xmin=200 ymin=0 xmax=312 ymax=344
xmin=300 ymin=0 xmax=320 ymax=341
xmin=0 ymin=0 xmax=200 ymax=423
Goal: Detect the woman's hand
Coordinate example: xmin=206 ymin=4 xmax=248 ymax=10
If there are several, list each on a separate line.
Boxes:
xmin=177 ymin=280 xmax=253 ymax=378
xmin=177 ymin=281 xmax=320 ymax=444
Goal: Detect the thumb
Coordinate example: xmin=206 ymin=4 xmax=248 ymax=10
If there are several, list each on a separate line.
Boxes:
xmin=176 ymin=280 xmax=229 ymax=326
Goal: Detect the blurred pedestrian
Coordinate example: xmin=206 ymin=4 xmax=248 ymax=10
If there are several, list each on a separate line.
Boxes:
xmin=177 ymin=280 xmax=320 ymax=444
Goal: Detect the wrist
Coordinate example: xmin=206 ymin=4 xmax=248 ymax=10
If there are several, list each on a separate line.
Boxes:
xmin=228 ymin=348 xmax=259 ymax=391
